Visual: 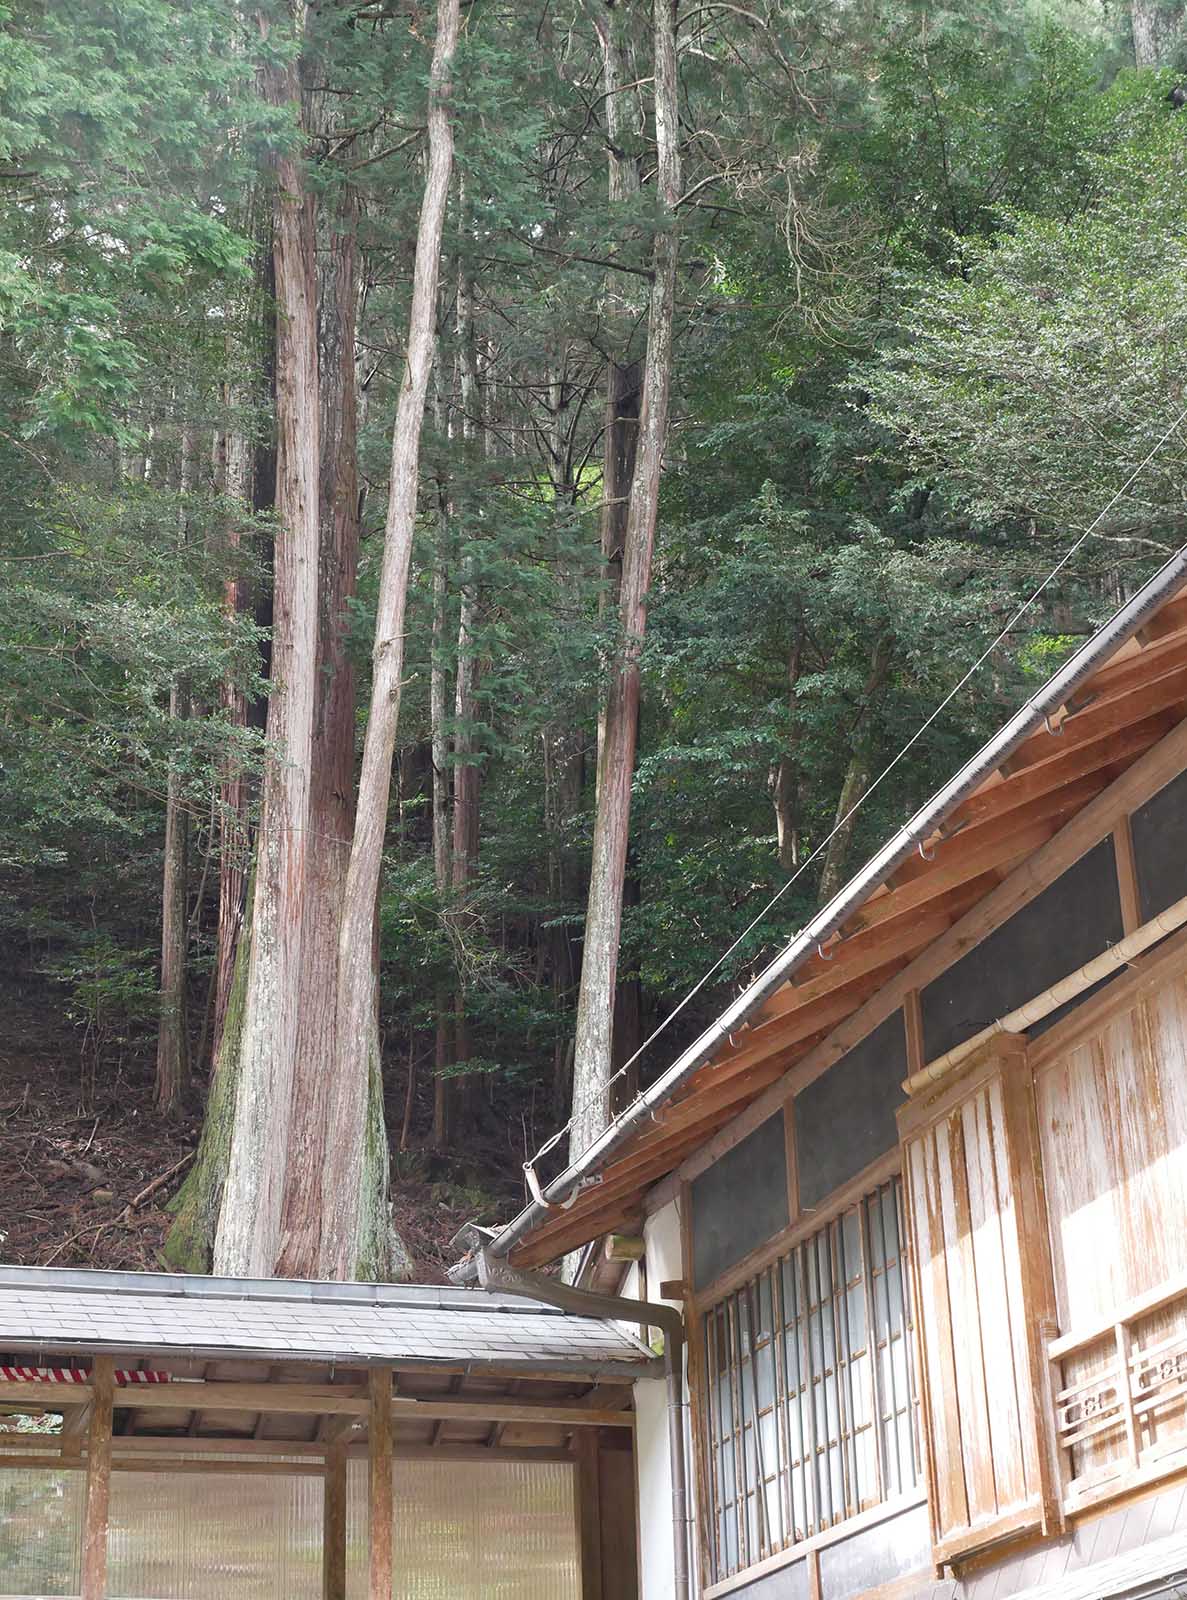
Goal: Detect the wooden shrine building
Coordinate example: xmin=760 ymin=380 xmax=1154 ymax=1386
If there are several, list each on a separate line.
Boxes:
xmin=459 ymin=547 xmax=1187 ymax=1600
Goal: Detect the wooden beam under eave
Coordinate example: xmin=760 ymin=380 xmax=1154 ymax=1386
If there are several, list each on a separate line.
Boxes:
xmin=1070 ymin=620 xmax=1187 ymax=705
xmin=80 ymin=1357 xmax=114 ymax=1600
xmin=1003 ymin=649 xmax=1187 ymax=772
xmin=944 ymin=709 xmax=1173 ymax=832
xmin=648 ymin=706 xmax=1187 ymax=1206
xmin=369 ymin=1369 xmax=393 ymax=1600
xmin=324 ymin=1440 xmax=348 ymax=1600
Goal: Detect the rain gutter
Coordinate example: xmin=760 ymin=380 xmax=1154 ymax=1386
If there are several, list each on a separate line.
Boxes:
xmin=480 ymin=543 xmax=1187 ymax=1266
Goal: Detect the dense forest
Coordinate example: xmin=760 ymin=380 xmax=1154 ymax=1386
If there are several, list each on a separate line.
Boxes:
xmin=2 ymin=0 xmax=1185 ymax=1279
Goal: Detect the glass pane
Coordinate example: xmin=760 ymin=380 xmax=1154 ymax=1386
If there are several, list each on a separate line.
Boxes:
xmin=696 ymin=1174 xmax=920 ymax=1580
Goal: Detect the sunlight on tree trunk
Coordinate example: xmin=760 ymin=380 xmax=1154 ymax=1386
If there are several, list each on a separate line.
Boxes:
xmin=214 ymin=5 xmax=321 ymax=1278
xmin=570 ymin=0 xmax=681 ymax=1163
xmin=322 ymin=0 xmax=461 ymax=1279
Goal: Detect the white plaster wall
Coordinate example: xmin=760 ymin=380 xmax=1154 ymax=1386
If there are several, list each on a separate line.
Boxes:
xmin=629 ymin=1198 xmax=698 ymax=1600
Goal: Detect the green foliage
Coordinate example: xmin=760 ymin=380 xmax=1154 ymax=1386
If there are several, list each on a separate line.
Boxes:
xmin=867 ymin=99 xmax=1187 ymax=552
xmin=3 ymin=0 xmax=1179 ymax=1174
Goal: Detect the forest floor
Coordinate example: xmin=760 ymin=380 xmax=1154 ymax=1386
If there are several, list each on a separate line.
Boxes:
xmin=0 ymin=987 xmax=522 ymax=1282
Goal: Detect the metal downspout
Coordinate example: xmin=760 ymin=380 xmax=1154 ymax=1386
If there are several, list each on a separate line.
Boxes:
xmin=482 ymin=543 xmax=1187 ymax=1263
xmin=475 ymin=1251 xmax=692 ymax=1600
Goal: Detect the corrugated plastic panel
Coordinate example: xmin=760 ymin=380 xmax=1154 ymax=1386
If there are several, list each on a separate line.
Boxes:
xmin=107 ymin=1467 xmax=323 ymax=1599
xmin=0 ymin=1465 xmax=82 ymax=1597
xmin=1 ymin=1456 xmax=575 ymax=1599
xmin=345 ymin=1458 xmax=579 ymax=1600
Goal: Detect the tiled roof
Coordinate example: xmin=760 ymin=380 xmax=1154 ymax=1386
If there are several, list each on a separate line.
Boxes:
xmin=0 ymin=1265 xmax=654 ymax=1372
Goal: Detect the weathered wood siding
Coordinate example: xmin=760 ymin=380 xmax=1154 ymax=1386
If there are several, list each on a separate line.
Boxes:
xmin=1037 ymin=963 xmax=1187 ymax=1498
xmin=900 ymin=1044 xmax=1054 ymax=1563
xmin=1037 ymin=970 xmax=1187 ymax=1329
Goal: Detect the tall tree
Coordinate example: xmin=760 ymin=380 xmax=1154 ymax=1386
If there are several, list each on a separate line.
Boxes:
xmin=155 ymin=427 xmax=196 ymax=1114
xmin=321 ymin=0 xmax=461 ymax=1278
xmin=214 ymin=2 xmax=321 ymax=1277
xmin=1132 ymin=0 xmax=1184 ymax=63
xmin=570 ymin=0 xmax=681 ymax=1160
xmin=276 ymin=165 xmax=365 ymax=1274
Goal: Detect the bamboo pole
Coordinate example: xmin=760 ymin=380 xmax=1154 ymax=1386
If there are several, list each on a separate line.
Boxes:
xmin=902 ymin=890 xmax=1187 ymax=1095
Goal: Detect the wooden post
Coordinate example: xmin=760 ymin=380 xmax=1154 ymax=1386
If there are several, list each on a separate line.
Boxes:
xmin=1113 ymin=816 xmax=1142 ymax=934
xmin=576 ymin=1429 xmax=603 ymax=1600
xmin=324 ymin=1440 xmax=348 ymax=1600
xmin=81 ymin=1357 xmax=114 ymax=1600
xmin=368 ymin=1368 xmax=393 ymax=1599
xmin=1115 ymin=1322 xmax=1140 ymax=1470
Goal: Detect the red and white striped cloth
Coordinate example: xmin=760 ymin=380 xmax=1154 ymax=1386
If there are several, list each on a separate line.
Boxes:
xmin=0 ymin=1366 xmax=170 ymax=1386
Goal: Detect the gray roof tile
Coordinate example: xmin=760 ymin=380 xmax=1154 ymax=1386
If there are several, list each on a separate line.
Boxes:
xmin=0 ymin=1265 xmax=654 ymax=1373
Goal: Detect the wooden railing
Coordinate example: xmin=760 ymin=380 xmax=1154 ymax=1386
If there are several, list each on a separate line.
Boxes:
xmin=1048 ymin=1272 xmax=1187 ymax=1515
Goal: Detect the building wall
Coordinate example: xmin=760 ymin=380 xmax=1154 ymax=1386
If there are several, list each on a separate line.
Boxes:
xmin=625 ymin=1198 xmax=696 ymax=1600
xmin=632 ymin=760 xmax=1187 ymax=1598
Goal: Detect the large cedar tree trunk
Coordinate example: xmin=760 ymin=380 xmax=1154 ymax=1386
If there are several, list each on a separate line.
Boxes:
xmin=214 ymin=8 xmax=321 ymax=1277
xmin=569 ymin=0 xmax=681 ymax=1161
xmin=322 ymin=0 xmax=461 ymax=1279
xmin=1132 ymin=0 xmax=1184 ymax=62
xmin=276 ymin=179 xmax=375 ymax=1276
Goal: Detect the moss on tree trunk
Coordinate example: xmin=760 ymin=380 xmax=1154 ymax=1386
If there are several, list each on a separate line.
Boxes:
xmin=161 ymin=900 xmax=251 ymax=1273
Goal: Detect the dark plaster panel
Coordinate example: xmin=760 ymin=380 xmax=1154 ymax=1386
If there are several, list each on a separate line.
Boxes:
xmin=817 ymin=1502 xmax=933 ymax=1600
xmin=921 ymin=839 xmax=1123 ymax=1062
xmin=794 ymin=1011 xmax=907 ymax=1211
xmin=691 ymin=1113 xmax=789 ymax=1292
xmin=1131 ymin=765 xmax=1187 ymax=923
xmin=729 ymin=1556 xmax=812 ymax=1600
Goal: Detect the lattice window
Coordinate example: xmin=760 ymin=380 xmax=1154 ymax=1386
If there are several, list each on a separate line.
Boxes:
xmin=700 ymin=1178 xmax=920 ymax=1585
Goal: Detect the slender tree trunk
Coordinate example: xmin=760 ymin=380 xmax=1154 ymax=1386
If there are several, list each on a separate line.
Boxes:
xmin=430 ymin=397 xmax=454 ymax=1148
xmin=771 ymin=640 xmax=802 ymax=873
xmin=570 ymin=0 xmax=681 ymax=1162
xmin=816 ymin=636 xmax=893 ymax=905
xmin=155 ymin=429 xmax=196 ymax=1114
xmin=451 ymin=235 xmax=482 ymax=1119
xmin=155 ymin=679 xmax=191 ymax=1114
xmin=214 ymin=8 xmax=321 ymax=1277
xmin=323 ymin=0 xmax=460 ymax=1279
xmin=592 ymin=0 xmax=643 ymax=715
xmin=211 ymin=410 xmax=254 ymax=1065
xmin=546 ymin=723 xmax=585 ymax=1120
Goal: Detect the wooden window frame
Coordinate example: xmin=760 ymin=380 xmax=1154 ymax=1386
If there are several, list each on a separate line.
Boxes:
xmin=690 ymin=1166 xmax=922 ymax=1592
